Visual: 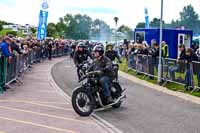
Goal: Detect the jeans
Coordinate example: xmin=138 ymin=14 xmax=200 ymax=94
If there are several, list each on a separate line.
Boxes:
xmin=99 ymin=76 xmax=111 ymax=97
xmin=185 ymin=68 xmax=192 ymax=86
xmin=198 ymin=71 xmax=200 ymax=87
xmin=169 ymin=65 xmax=179 ymax=81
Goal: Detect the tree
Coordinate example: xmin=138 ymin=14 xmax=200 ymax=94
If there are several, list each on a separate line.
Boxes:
xmin=74 ymin=14 xmax=93 ymax=39
xmin=0 ymin=25 xmax=2 ymax=31
xmin=150 ymin=18 xmax=166 ymax=28
xmin=63 ymin=14 xmax=77 ymax=39
xmin=56 ymin=18 xmax=67 ymax=38
xmin=179 ymin=4 xmax=200 ymax=34
xmin=6 ymin=31 xmax=17 ymax=36
xmin=118 ymin=25 xmax=133 ymax=40
xmin=47 ymin=23 xmax=57 ymax=37
xmin=30 ymin=27 xmax=36 ymax=34
xmin=136 ymin=22 xmax=145 ymax=28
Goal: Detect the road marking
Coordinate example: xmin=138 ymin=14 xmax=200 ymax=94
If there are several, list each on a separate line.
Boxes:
xmin=0 ymin=100 xmax=72 ymax=111
xmin=17 ymin=91 xmax=57 ymax=93
xmin=0 ymin=100 xmax=69 ymax=105
xmin=0 ymin=106 xmax=96 ymax=125
xmin=0 ymin=116 xmax=77 ymax=133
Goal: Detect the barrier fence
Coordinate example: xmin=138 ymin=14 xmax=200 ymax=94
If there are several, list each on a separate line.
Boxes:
xmin=128 ymin=53 xmax=200 ymax=92
xmin=0 ymin=46 xmax=69 ymax=93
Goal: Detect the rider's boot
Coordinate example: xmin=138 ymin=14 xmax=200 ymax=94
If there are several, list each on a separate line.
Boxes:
xmin=106 ymin=96 xmax=114 ymax=104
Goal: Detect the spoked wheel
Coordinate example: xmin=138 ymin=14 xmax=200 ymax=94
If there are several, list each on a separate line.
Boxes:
xmin=72 ymin=87 xmax=94 ymax=116
xmin=110 ymin=82 xmax=122 ymax=108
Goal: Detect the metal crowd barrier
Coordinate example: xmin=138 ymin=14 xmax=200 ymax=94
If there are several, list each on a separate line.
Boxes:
xmin=128 ymin=53 xmax=200 ymax=92
xmin=0 ymin=46 xmax=69 ymax=93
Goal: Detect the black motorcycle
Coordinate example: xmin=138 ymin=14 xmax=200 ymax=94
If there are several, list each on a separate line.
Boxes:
xmin=71 ymin=71 xmax=126 ymax=116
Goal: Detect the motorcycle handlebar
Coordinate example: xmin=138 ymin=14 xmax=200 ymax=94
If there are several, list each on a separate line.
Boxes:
xmin=79 ymin=70 xmax=102 ymax=82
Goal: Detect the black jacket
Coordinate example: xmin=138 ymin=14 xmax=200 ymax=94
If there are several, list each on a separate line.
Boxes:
xmin=149 ymin=47 xmax=159 ymax=57
xmin=105 ymin=50 xmax=121 ymax=61
xmin=73 ymin=50 xmax=92 ymax=65
xmin=11 ymin=42 xmax=22 ymax=54
xmin=88 ymin=55 xmax=113 ymax=77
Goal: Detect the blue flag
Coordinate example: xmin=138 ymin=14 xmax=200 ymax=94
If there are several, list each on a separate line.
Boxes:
xmin=37 ymin=0 xmax=49 ymax=40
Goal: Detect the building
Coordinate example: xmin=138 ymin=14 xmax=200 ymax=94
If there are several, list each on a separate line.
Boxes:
xmin=2 ymin=24 xmax=37 ymax=36
xmin=134 ymin=28 xmax=193 ymax=59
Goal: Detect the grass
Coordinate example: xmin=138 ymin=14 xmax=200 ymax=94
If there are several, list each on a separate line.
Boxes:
xmin=119 ymin=59 xmax=200 ymax=97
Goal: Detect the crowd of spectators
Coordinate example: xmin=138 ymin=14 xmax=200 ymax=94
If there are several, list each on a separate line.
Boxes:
xmin=116 ymin=39 xmax=200 ymax=90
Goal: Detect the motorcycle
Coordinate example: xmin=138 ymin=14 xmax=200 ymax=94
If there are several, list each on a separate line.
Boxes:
xmin=71 ymin=70 xmax=126 ymax=116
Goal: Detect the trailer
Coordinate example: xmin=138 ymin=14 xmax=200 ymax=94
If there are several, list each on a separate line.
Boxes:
xmin=134 ymin=28 xmax=193 ymax=59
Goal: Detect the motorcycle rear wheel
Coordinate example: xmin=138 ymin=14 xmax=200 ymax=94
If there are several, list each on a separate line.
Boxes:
xmin=111 ymin=82 xmax=122 ymax=108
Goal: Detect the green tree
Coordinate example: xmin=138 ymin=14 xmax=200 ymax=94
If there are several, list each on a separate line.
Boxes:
xmin=30 ymin=27 xmax=36 ymax=34
xmin=150 ymin=18 xmax=166 ymax=28
xmin=135 ymin=22 xmax=145 ymax=28
xmin=118 ymin=25 xmax=133 ymax=40
xmin=56 ymin=18 xmax=67 ymax=38
xmin=0 ymin=25 xmax=2 ymax=31
xmin=6 ymin=31 xmax=17 ymax=36
xmin=179 ymin=4 xmax=200 ymax=34
xmin=63 ymin=14 xmax=76 ymax=39
xmin=74 ymin=14 xmax=93 ymax=39
xmin=47 ymin=23 xmax=57 ymax=37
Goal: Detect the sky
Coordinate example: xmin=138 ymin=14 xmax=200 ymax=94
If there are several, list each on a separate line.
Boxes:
xmin=0 ymin=0 xmax=199 ymax=29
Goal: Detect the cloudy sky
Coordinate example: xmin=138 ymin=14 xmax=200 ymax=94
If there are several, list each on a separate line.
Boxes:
xmin=0 ymin=0 xmax=199 ymax=28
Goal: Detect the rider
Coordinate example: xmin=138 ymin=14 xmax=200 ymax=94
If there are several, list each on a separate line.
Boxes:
xmin=73 ymin=42 xmax=92 ymax=80
xmin=105 ymin=43 xmax=122 ymax=80
xmin=105 ymin=43 xmax=122 ymax=63
xmin=88 ymin=45 xmax=113 ymax=103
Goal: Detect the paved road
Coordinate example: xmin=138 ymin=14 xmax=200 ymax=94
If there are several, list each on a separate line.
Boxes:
xmin=0 ymin=58 xmax=108 ymax=133
xmin=52 ymin=59 xmax=200 ymax=133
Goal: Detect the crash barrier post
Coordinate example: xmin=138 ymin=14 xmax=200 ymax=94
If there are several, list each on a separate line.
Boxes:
xmin=127 ymin=53 xmax=200 ymax=92
xmin=0 ymin=55 xmax=7 ymax=93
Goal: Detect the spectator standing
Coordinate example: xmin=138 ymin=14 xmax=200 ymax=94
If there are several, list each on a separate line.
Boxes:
xmin=184 ymin=48 xmax=195 ymax=90
xmin=169 ymin=45 xmax=186 ymax=81
xmin=148 ymin=39 xmax=159 ymax=78
xmin=195 ymin=48 xmax=200 ymax=89
xmin=47 ymin=41 xmax=53 ymax=60
xmin=0 ymin=36 xmax=12 ymax=91
xmin=161 ymin=41 xmax=169 ymax=58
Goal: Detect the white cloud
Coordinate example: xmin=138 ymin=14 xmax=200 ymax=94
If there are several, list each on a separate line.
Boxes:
xmin=0 ymin=0 xmax=199 ymax=29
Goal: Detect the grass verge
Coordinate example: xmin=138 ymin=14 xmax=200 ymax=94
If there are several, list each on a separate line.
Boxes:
xmin=119 ymin=59 xmax=200 ymax=97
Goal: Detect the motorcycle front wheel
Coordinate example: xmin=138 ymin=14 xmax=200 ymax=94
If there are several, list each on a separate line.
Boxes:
xmin=72 ymin=87 xmax=94 ymax=117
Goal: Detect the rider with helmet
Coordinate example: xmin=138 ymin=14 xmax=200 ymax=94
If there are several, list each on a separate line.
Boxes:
xmin=105 ymin=43 xmax=122 ymax=63
xmin=88 ymin=45 xmax=113 ymax=103
xmin=105 ymin=43 xmax=122 ymax=81
xmin=73 ymin=42 xmax=92 ymax=80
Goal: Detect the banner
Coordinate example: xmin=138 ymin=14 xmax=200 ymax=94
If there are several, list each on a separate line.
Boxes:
xmin=37 ymin=0 xmax=49 ymax=40
xmin=144 ymin=8 xmax=149 ymax=28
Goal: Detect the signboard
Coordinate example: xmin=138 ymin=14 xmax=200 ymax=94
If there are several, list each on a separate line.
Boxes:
xmin=37 ymin=0 xmax=49 ymax=40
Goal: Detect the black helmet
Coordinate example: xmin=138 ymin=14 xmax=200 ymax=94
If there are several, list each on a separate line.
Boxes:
xmin=106 ymin=43 xmax=113 ymax=50
xmin=77 ymin=42 xmax=85 ymax=48
xmin=93 ymin=45 xmax=104 ymax=56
